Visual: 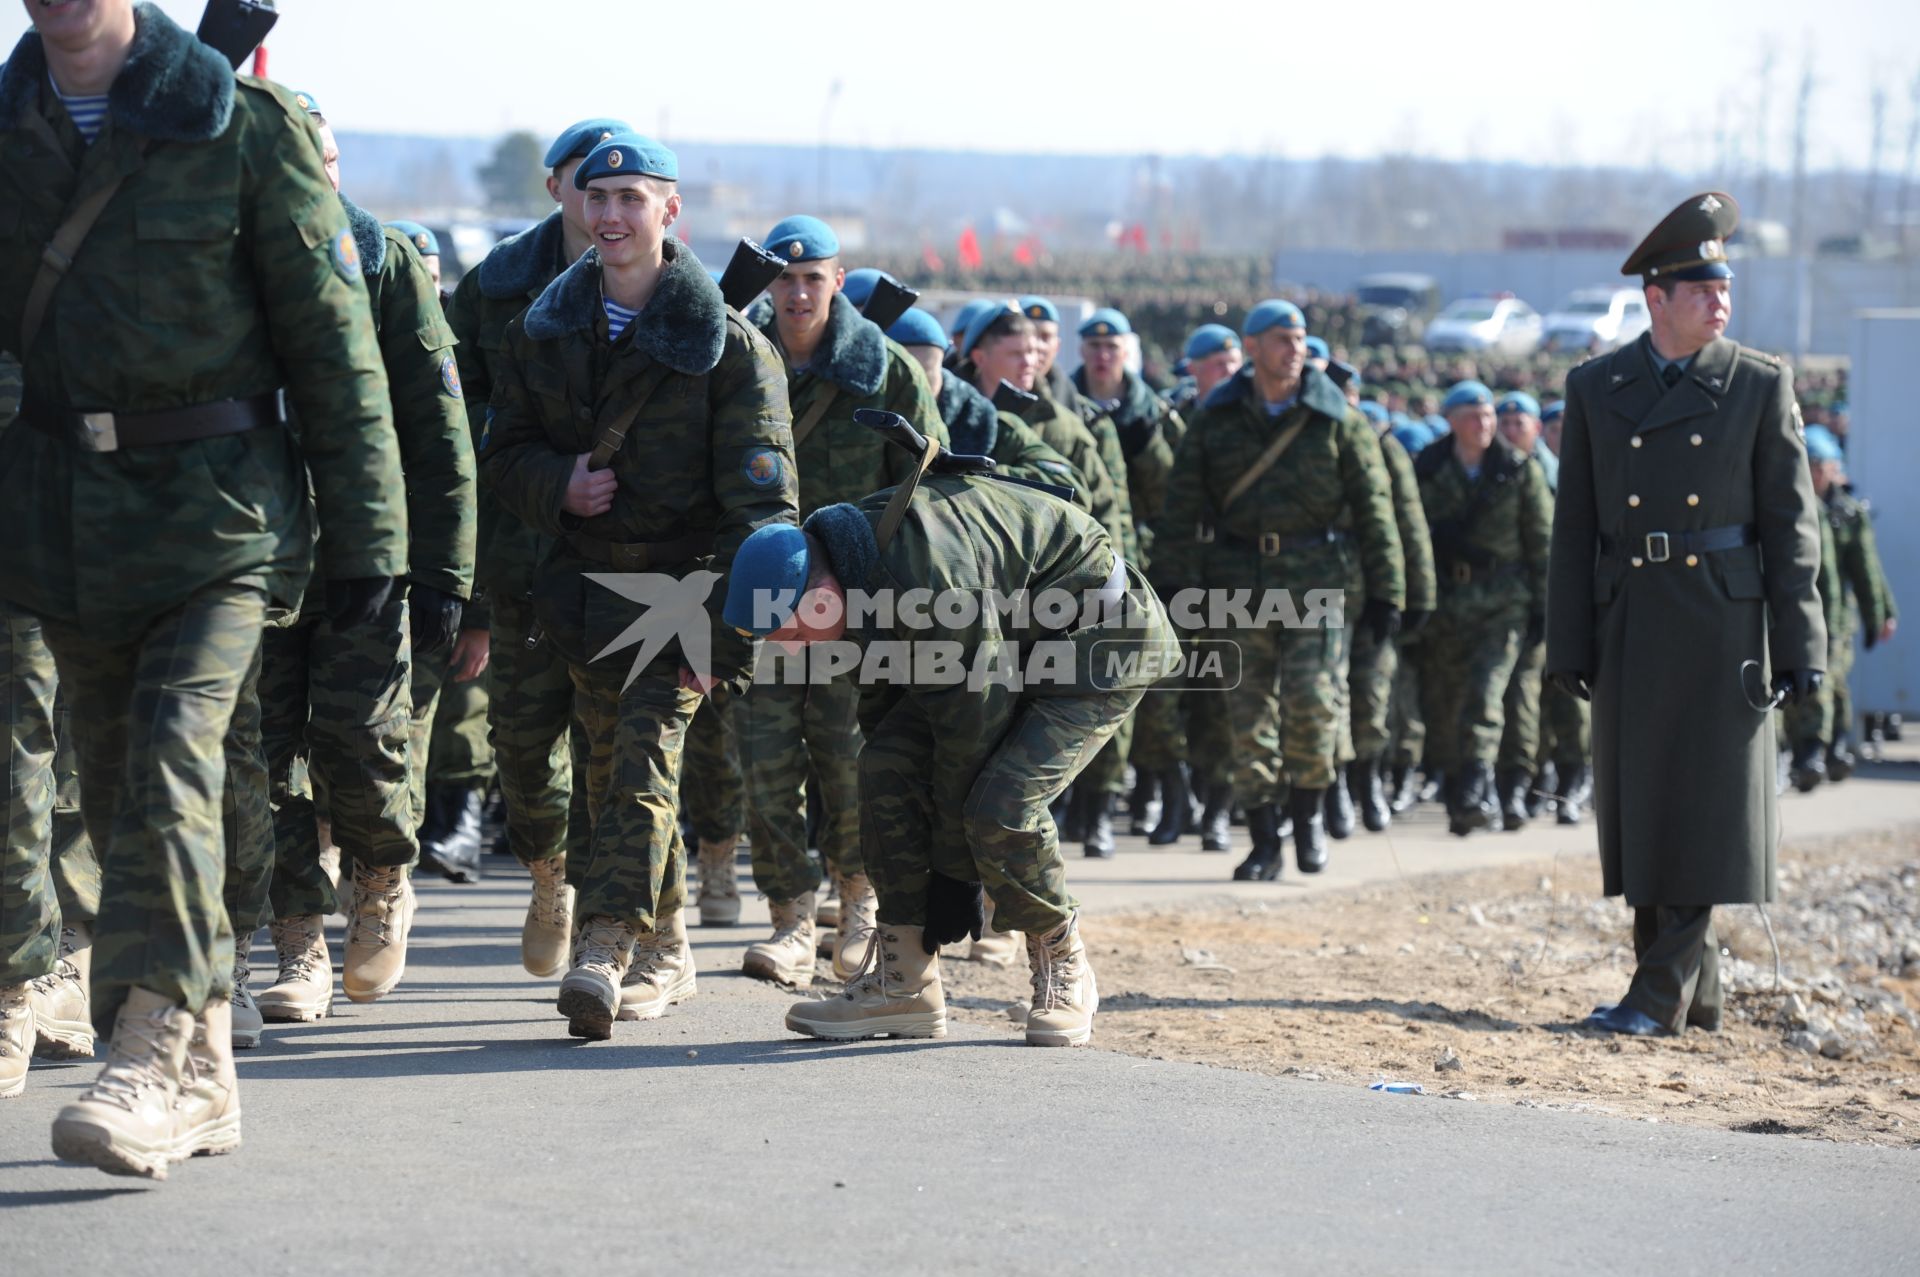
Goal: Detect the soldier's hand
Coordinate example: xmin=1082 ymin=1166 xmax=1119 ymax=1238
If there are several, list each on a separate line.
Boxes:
xmin=678 ymin=666 xmax=719 ymax=697
xmin=923 ymin=872 xmax=985 ymax=953
xmin=410 ymin=585 xmax=464 ymax=655
xmin=325 ymin=576 xmax=394 ymax=630
xmin=1360 ymin=598 xmax=1401 ymax=646
xmin=1770 ymin=669 xmax=1824 ymax=707
xmin=1546 ymin=670 xmax=1591 ymax=702
xmin=1523 ymin=612 xmax=1547 ymax=650
xmin=1401 ymin=609 xmax=1431 ymax=634
xmin=563 ymin=453 xmax=618 ymax=518
xmin=449 ymin=627 xmax=490 ymax=682
xmin=1867 ymin=617 xmax=1896 ymax=649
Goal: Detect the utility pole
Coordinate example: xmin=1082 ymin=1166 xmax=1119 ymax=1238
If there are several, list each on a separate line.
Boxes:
xmin=1789 ymin=49 xmax=1815 ymax=360
xmin=1865 ymin=81 xmax=1888 ymax=233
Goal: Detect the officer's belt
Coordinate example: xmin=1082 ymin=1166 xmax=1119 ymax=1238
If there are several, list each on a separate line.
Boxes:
xmin=1598 ymin=523 xmax=1757 ymax=564
xmin=1209 ymin=527 xmax=1344 ymax=556
xmin=21 ymin=392 xmax=282 ymax=453
xmin=565 ymin=529 xmax=713 ymax=570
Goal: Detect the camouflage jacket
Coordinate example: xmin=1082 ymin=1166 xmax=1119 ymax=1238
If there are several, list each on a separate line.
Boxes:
xmin=480 ymin=241 xmax=798 ymax=682
xmin=935 ymin=373 xmax=1086 ymax=506
xmin=1414 ymin=436 xmax=1552 ymax=618
xmin=333 ymin=198 xmax=474 ymax=600
xmin=1815 ymin=508 xmax=1846 ymax=649
xmin=1073 ymin=367 xmax=1181 ymax=569
xmin=1160 ymin=367 xmax=1405 ymax=609
xmin=757 ymin=292 xmax=945 ymax=519
xmin=1347 ymin=429 xmax=1436 ymax=615
xmin=1039 ymin=364 xmax=1137 ymax=562
xmin=445 ymin=209 xmax=571 ymax=629
xmin=0 ymin=6 xmax=406 ymax=630
xmin=990 ymin=378 xmax=1128 ymax=554
xmin=1827 ymin=487 xmax=1896 ymax=637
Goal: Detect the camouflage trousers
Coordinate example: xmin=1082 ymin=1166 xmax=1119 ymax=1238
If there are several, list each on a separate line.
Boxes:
xmin=861 ymin=686 xmax=1136 ymax=935
xmin=222 ymin=645 xmax=275 ymax=938
xmin=429 ymin=661 xmax=494 ymax=785
xmin=1388 ymin=638 xmax=1425 ymax=767
xmin=1076 ymin=709 xmax=1134 ymax=794
xmin=1 ymin=609 xmax=99 ymax=987
xmin=1125 ymin=634 xmax=1232 ymax=786
xmin=1222 ymin=621 xmax=1350 ymax=801
xmin=1497 ymin=632 xmax=1546 ymax=774
xmin=1539 ymin=681 xmax=1591 ymax=772
xmin=1783 ymin=618 xmax=1855 ymax=747
xmin=737 ymin=653 xmax=862 ymax=902
xmin=1336 ymin=624 xmax=1399 ymax=764
xmin=568 ymin=657 xmax=699 ymax=930
xmin=681 ymin=684 xmax=742 ymax=845
xmin=262 ymin=596 xmax=414 ymax=921
xmin=405 ymin=634 xmax=451 ymax=828
xmin=1413 ymin=595 xmax=1525 ymax=773
xmin=40 ymin=583 xmax=267 ymax=1031
xmin=490 ymin=593 xmax=587 ymax=867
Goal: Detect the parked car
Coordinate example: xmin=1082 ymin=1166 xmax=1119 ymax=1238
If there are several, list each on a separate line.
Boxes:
xmin=1542 ymin=287 xmax=1650 ymax=352
xmin=1354 ymin=273 xmax=1441 ymax=346
xmin=1423 ymin=295 xmax=1543 ymax=356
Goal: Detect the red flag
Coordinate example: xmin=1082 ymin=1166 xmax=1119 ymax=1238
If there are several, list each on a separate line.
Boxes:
xmin=957 ymin=225 xmax=982 ymax=271
xmin=252 ymin=45 xmax=268 ymax=77
xmin=1012 ymin=237 xmax=1036 ymax=266
xmin=921 ymin=244 xmax=945 ymax=273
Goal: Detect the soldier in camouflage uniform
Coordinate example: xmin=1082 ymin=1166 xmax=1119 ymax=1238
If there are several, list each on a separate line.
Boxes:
xmin=737 ymin=215 xmax=946 ymax=989
xmin=254 ymin=101 xmax=476 ymax=1020
xmin=481 ymin=134 xmax=798 ymax=1040
xmin=447 ymin=118 xmax=631 ymax=979
xmin=679 ymin=687 xmax=743 ymax=926
xmin=1413 ymin=382 xmax=1552 ymax=837
xmin=1161 ymin=301 xmax=1405 ymax=882
xmin=726 ymin=470 xmax=1176 ymax=1047
xmin=0 ymin=1 xmax=408 ymax=1174
xmin=1492 ymin=392 xmax=1556 ymax=829
xmin=1531 ymin=400 xmax=1592 ymax=824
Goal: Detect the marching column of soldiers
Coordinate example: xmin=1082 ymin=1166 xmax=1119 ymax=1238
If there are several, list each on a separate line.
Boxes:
xmin=0 ymin=0 xmax=1898 ymax=1181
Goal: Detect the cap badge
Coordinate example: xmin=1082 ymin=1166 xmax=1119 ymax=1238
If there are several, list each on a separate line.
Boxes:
xmin=607 ymin=149 xmax=624 ymax=168
xmin=1698 ymin=195 xmax=1723 ymax=213
xmin=789 ymin=241 xmax=804 ymax=257
xmin=415 ymin=233 xmax=430 ymax=251
xmin=1699 ymin=240 xmax=1724 ymax=260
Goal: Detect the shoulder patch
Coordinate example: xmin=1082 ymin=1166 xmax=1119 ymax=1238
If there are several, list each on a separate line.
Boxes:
xmin=331 ymin=229 xmax=360 ymax=281
xmin=440 ymin=354 xmax=462 ymax=400
xmin=742 ymin=446 xmax=785 ymax=489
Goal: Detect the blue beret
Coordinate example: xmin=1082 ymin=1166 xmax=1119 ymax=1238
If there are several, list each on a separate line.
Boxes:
xmin=1184 ymin=324 xmax=1240 ymax=361
xmin=723 ymin=524 xmax=813 ymax=636
xmin=1425 ymin=413 xmax=1450 ymax=433
xmin=1831 ymin=401 xmax=1848 ymax=414
xmin=950 ymin=299 xmax=994 ymax=338
xmin=1496 ymin=391 xmax=1541 ymax=418
xmin=290 ymin=89 xmax=322 ymax=117
xmin=1304 ymin=336 xmax=1330 ymax=361
xmin=961 ymin=300 xmax=1022 ymax=359
xmin=1391 ymin=422 xmax=1434 ymax=454
xmin=1540 ymin=400 xmax=1565 ymax=423
xmin=574 ymin=132 xmax=678 ymax=187
xmin=1441 ymin=380 xmax=1495 ymax=413
xmin=765 ymin=215 xmax=839 ymax=263
xmin=1803 ymin=425 xmax=1843 ymax=463
xmin=886 ymin=308 xmax=950 ymax=352
xmin=385 ymin=220 xmax=439 ymax=259
xmin=1244 ymin=299 xmax=1306 ymax=336
xmin=1079 ymin=307 xmax=1131 ymax=339
xmin=544 ymin=118 xmax=635 ymax=168
xmin=1020 ymin=296 xmax=1060 ymax=324
xmin=1358 ymin=400 xmax=1388 ymax=425
xmin=842 ymin=268 xmax=896 ymax=309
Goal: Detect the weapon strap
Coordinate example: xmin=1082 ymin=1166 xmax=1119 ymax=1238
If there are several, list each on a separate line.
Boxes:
xmin=874 ymin=433 xmax=940 ymax=550
xmin=20 ymin=129 xmax=149 ymax=356
xmin=1219 ymin=412 xmax=1309 ymax=513
xmin=587 ymin=364 xmax=674 ymax=470
xmin=790 ymin=387 xmax=842 ymax=449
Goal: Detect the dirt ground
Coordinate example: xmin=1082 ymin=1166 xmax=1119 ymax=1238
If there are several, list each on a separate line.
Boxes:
xmin=937 ymin=827 xmax=1920 ymax=1147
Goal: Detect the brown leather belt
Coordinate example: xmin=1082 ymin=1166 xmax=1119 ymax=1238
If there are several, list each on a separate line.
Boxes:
xmin=565 ymin=530 xmax=713 ymax=570
xmin=22 ymin=392 xmax=283 ymax=453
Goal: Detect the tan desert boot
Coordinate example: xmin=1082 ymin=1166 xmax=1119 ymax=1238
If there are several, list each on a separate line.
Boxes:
xmin=695 ymin=837 xmax=741 ymax=927
xmin=523 ymin=855 xmax=574 ymax=977
xmin=743 ymin=891 xmax=817 ymax=989
xmin=50 ymin=987 xmax=195 ymax=1179
xmin=967 ymin=896 xmax=1020 ymax=968
xmin=229 ymin=956 xmax=264 ymax=1050
xmin=256 ymin=914 xmax=333 ymax=1022
xmin=831 ymin=872 xmax=879 ymax=982
xmin=173 ymin=998 xmax=242 ymax=1160
xmin=28 ymin=921 xmax=94 ymax=1058
xmin=785 ymin=924 xmax=946 ymax=1040
xmin=619 ymin=913 xmax=697 ymax=1021
xmin=2 ymin=983 xmax=31 ymax=1098
xmin=343 ymin=864 xmax=416 ymax=1003
xmin=1025 ymin=912 xmax=1098 ymax=1047
xmin=557 ymin=914 xmax=638 ymax=1040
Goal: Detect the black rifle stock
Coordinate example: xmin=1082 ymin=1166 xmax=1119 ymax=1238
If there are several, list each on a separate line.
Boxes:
xmin=717 ymin=238 xmax=786 ymax=311
xmin=197 ymin=0 xmax=278 ymax=70
xmin=860 ymin=277 xmax=921 ymax=331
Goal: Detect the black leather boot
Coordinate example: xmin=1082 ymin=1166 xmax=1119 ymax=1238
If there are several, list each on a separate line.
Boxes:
xmin=1526 ymin=763 xmax=1553 ymax=819
xmin=1387 ymin=761 xmax=1419 ymax=814
xmin=1149 ymin=765 xmax=1194 ymax=845
xmin=1554 ymin=763 xmax=1592 ymax=826
xmin=1199 ymin=780 xmax=1233 ymax=852
xmin=1418 ymin=769 xmax=1445 ymax=804
xmin=1447 ymin=763 xmax=1497 ymax=837
xmin=1127 ymin=769 xmax=1160 ymax=836
xmin=1497 ymin=767 xmax=1531 ymax=832
xmin=1356 ymin=757 xmax=1390 ymax=832
xmin=1788 ymin=739 xmax=1826 ymax=793
xmin=1323 ymin=771 xmax=1354 ymax=841
xmin=421 ymin=783 xmax=485 ymax=883
xmin=1083 ymin=792 xmax=1116 ymax=859
xmin=1826 ymin=733 xmax=1855 ymax=782
xmin=1290 ymin=787 xmax=1328 ymax=873
xmin=1232 ymin=804 xmax=1283 ymax=881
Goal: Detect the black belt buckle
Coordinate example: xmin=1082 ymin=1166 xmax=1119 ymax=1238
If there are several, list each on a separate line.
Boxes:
xmin=78 ymin=412 xmax=119 ymax=453
xmin=1451 ymin=561 xmax=1472 ymax=585
xmin=1645 ymin=532 xmax=1671 ymax=563
xmin=1258 ymin=533 xmax=1281 ymax=556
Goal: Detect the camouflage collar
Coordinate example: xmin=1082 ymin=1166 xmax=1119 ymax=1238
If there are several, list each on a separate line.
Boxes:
xmin=1201 ymin=363 xmax=1349 ymax=421
xmin=937 ymin=374 xmax=1003 ymax=457
xmin=523 ymin=239 xmax=726 ymax=376
xmin=338 ymin=195 xmax=387 ymax=277
xmin=759 ymin=292 xmax=887 ymax=397
xmin=803 ymin=501 xmax=880 ymax=595
xmin=475 ymin=210 xmax=566 ymax=302
xmin=0 ymin=2 xmax=233 ymax=143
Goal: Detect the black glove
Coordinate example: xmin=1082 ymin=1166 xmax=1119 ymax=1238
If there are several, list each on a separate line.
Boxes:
xmin=923 ymin=871 xmax=985 ymax=954
xmin=1360 ymin=598 xmax=1402 ymax=646
xmin=1401 ymin=608 xmax=1431 ymax=635
xmin=1546 ymin=670 xmax=1591 ymax=702
xmin=1770 ymin=669 xmax=1824 ymax=707
xmin=1864 ymin=627 xmax=1878 ymax=651
xmin=324 ymin=577 xmax=394 ymax=630
xmin=1523 ymin=612 xmax=1547 ymax=649
xmin=410 ymin=585 xmax=464 ymax=655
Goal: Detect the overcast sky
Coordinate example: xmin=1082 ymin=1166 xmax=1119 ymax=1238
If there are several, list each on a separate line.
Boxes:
xmin=7 ymin=0 xmax=1916 ymax=173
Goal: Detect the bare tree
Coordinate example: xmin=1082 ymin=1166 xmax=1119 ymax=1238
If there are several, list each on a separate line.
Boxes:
xmin=1865 ymin=80 xmax=1888 ymax=231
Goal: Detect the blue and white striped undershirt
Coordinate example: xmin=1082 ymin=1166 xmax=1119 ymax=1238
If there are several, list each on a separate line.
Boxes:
xmin=603 ymin=298 xmax=639 ymax=342
xmin=49 ymin=75 xmax=108 ymax=143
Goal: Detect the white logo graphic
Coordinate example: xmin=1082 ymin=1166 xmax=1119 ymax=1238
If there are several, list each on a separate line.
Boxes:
xmin=586 ymin=571 xmax=722 ymax=691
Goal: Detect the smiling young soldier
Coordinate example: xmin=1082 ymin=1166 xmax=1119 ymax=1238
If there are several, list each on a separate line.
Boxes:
xmin=480 ymin=134 xmax=798 ymax=1039
xmin=736 ymin=215 xmax=945 ymax=989
xmin=1548 ymin=193 xmax=1825 ymax=1037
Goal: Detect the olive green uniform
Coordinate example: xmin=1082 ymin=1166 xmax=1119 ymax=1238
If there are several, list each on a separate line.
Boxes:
xmin=1337 ymin=429 xmax=1435 ymax=766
